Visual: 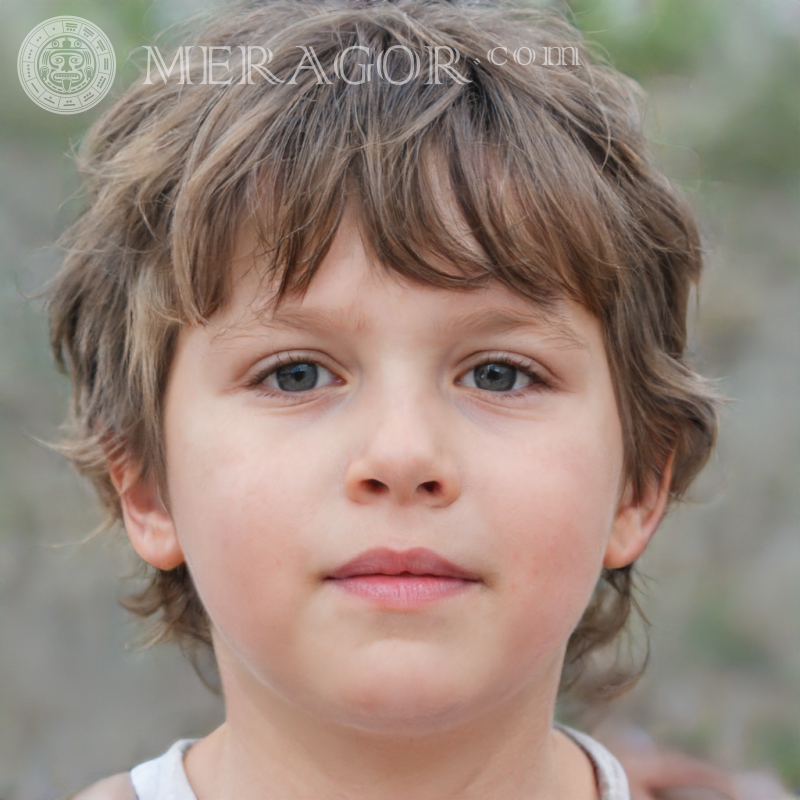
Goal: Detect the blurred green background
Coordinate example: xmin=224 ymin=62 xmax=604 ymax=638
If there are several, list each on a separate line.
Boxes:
xmin=1 ymin=0 xmax=798 ymax=796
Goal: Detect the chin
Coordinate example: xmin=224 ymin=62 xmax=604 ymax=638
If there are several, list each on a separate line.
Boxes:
xmin=332 ymin=696 xmax=477 ymax=737
xmin=318 ymin=655 xmax=495 ymax=735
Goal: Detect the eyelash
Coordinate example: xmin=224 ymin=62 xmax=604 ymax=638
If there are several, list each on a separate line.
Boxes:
xmin=461 ymin=353 xmax=551 ymax=397
xmin=246 ymin=352 xmax=337 ymax=396
xmin=246 ymin=351 xmax=551 ymax=399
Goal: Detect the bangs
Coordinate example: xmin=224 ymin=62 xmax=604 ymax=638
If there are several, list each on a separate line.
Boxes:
xmin=167 ymin=2 xmax=639 ymax=322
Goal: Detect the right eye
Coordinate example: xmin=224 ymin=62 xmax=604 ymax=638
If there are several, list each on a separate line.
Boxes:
xmin=261 ymin=360 xmax=337 ymax=393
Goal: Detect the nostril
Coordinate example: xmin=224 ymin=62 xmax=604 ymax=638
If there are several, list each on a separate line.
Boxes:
xmin=420 ymin=481 xmax=439 ymax=495
xmin=364 ymin=479 xmax=387 ymax=495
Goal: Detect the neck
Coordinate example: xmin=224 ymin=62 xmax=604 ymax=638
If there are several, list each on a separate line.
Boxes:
xmin=184 ymin=660 xmax=598 ymax=800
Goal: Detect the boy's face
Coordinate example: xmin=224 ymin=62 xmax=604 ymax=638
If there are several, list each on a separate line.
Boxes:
xmin=122 ymin=209 xmax=666 ymax=734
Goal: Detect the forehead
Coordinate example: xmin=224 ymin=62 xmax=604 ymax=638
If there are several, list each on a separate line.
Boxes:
xmin=211 ymin=211 xmax=591 ymax=351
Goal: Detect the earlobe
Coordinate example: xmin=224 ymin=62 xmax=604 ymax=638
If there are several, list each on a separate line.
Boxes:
xmin=603 ymin=452 xmax=674 ymax=570
xmin=108 ymin=456 xmax=185 ymax=571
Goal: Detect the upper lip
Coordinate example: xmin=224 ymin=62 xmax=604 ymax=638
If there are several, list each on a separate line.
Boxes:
xmin=327 ymin=547 xmax=479 ymax=581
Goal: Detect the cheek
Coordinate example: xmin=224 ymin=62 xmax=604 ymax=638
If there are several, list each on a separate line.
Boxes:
xmin=164 ymin=408 xmax=321 ymax=651
xmin=477 ymin=420 xmax=622 ymax=643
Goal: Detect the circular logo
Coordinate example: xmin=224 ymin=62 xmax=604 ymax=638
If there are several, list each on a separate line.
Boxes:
xmin=18 ymin=16 xmax=115 ymax=114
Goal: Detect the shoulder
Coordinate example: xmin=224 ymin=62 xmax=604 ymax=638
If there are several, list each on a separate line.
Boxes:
xmin=67 ymin=772 xmax=138 ymax=800
xmin=556 ymin=724 xmax=630 ymax=800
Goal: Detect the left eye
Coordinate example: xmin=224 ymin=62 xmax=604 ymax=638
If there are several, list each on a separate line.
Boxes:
xmin=460 ymin=361 xmax=536 ymax=392
xmin=262 ymin=361 xmax=337 ymax=393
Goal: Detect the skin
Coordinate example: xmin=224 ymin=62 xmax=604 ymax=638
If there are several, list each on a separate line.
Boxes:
xmin=111 ymin=207 xmax=672 ymax=800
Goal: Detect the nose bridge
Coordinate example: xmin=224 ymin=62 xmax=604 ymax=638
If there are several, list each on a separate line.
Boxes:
xmin=343 ymin=360 xmax=460 ymax=507
xmin=372 ymin=379 xmax=438 ymax=459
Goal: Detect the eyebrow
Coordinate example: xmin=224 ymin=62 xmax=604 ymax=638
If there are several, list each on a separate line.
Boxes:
xmin=211 ymin=306 xmax=362 ymax=347
xmin=431 ymin=306 xmax=589 ymax=349
xmin=258 ymin=306 xmax=370 ymax=335
xmin=213 ymin=302 xmax=587 ymax=350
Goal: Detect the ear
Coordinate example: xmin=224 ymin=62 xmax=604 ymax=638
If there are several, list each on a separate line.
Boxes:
xmin=603 ymin=452 xmax=674 ymax=570
xmin=108 ymin=456 xmax=185 ymax=571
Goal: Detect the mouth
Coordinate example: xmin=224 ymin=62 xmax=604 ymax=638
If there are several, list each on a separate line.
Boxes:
xmin=325 ymin=547 xmax=481 ymax=609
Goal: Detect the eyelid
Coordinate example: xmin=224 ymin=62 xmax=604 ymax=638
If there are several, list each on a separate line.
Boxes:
xmin=246 ymin=351 xmax=342 ymax=394
xmin=457 ymin=352 xmax=553 ymax=392
xmin=460 ymin=351 xmax=548 ymax=377
xmin=245 ymin=350 xmax=555 ymax=398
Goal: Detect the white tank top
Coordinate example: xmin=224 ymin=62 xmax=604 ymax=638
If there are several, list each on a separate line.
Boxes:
xmin=129 ymin=724 xmax=629 ymax=800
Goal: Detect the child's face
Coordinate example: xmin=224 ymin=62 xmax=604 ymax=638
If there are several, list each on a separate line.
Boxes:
xmin=124 ymin=209 xmax=664 ymax=734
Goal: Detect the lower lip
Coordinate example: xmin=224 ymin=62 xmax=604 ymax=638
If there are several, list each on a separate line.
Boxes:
xmin=327 ymin=575 xmax=476 ymax=608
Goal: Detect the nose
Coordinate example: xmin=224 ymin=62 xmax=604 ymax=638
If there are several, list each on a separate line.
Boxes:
xmin=343 ymin=388 xmax=461 ymax=509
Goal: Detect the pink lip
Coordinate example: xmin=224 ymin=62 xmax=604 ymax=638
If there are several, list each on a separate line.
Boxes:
xmin=325 ymin=547 xmax=480 ymax=609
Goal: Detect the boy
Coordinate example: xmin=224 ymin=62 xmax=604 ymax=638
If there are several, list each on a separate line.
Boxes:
xmin=48 ymin=0 xmax=721 ymax=797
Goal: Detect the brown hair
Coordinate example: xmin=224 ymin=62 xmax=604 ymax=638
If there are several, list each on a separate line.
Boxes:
xmin=47 ymin=0 xmax=718 ymax=698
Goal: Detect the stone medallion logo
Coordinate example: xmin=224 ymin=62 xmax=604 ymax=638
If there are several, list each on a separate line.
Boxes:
xmin=18 ymin=16 xmax=115 ymax=114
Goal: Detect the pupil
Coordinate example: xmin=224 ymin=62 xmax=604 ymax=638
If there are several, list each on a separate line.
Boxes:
xmin=474 ymin=363 xmax=516 ymax=391
xmin=276 ymin=362 xmax=318 ymax=392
